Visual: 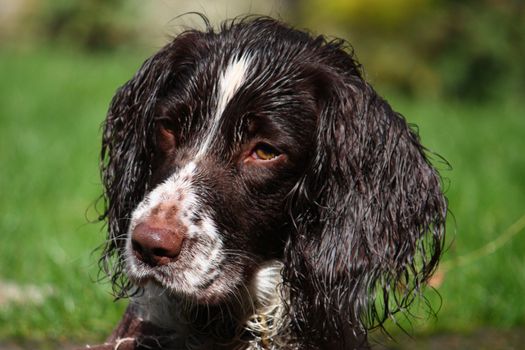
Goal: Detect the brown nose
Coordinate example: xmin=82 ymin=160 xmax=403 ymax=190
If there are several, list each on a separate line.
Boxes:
xmin=131 ymin=222 xmax=185 ymax=267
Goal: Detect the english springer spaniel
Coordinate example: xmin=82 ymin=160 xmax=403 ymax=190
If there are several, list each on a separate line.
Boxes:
xmin=94 ymin=16 xmax=447 ymax=350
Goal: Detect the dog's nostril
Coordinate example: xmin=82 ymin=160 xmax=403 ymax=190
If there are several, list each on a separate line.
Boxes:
xmin=131 ymin=222 xmax=185 ymax=267
xmin=152 ymin=247 xmax=170 ymax=258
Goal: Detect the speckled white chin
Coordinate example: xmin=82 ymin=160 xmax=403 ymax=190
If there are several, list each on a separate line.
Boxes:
xmin=132 ymin=261 xmax=285 ymax=331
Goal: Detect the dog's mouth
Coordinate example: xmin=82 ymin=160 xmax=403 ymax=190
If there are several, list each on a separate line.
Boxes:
xmin=130 ymin=269 xmax=223 ymax=303
xmin=125 ymin=241 xmax=246 ymax=304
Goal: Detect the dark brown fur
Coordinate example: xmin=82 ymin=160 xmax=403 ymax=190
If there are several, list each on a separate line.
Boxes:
xmin=97 ymin=16 xmax=447 ymax=349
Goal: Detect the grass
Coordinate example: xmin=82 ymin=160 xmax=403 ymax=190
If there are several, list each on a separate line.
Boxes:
xmin=389 ymin=95 xmax=525 ymax=333
xmin=0 ymin=48 xmax=524 ymax=344
xmin=0 ymin=48 xmax=148 ymax=343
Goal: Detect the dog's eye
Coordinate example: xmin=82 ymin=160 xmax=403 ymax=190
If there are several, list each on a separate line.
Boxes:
xmin=251 ymin=143 xmax=281 ymax=161
xmin=156 ymin=117 xmax=176 ymax=153
xmin=157 ymin=116 xmax=175 ymax=132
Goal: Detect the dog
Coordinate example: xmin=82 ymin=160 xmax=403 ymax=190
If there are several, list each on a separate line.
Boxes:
xmin=93 ymin=16 xmax=447 ymax=350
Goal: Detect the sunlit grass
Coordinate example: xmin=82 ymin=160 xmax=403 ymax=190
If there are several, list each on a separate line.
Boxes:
xmin=0 ymin=48 xmax=524 ymax=344
xmin=0 ymin=48 xmax=149 ymax=342
xmin=391 ymin=96 xmax=525 ymax=332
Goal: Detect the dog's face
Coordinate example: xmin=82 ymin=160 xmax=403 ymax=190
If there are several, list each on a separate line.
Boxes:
xmin=125 ymin=45 xmax=318 ymax=303
xmin=102 ymin=18 xmax=446 ymax=342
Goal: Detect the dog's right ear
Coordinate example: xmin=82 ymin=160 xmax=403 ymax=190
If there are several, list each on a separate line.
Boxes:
xmin=99 ymin=30 xmax=205 ymax=297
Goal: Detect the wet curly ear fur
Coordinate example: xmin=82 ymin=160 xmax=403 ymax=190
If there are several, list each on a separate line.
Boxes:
xmin=283 ymin=45 xmax=447 ymax=348
xmin=99 ymin=30 xmax=207 ymax=296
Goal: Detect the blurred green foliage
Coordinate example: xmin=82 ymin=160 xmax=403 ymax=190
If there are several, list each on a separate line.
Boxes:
xmin=296 ymin=0 xmax=525 ymax=101
xmin=10 ymin=0 xmax=524 ymax=100
xmin=33 ymin=0 xmax=140 ymax=50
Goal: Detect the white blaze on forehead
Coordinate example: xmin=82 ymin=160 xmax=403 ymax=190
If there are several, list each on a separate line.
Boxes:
xmin=197 ymin=54 xmax=252 ymax=158
xmin=217 ymin=54 xmax=252 ymax=117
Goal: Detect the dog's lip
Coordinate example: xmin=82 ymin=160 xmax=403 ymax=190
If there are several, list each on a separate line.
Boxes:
xmin=128 ymin=260 xmax=238 ymax=305
xmin=127 ymin=272 xmax=155 ymax=287
xmin=128 ymin=257 xmax=223 ymax=291
xmin=127 ymin=257 xmax=171 ymax=283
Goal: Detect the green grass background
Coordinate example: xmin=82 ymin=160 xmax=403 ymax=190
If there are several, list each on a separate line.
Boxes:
xmin=0 ymin=48 xmax=524 ymax=344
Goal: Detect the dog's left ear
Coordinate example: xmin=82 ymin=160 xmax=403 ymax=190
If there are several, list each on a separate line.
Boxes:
xmin=283 ymin=60 xmax=447 ymax=348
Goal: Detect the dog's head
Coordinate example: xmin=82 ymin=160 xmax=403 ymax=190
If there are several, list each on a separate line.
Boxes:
xmin=100 ymin=17 xmax=446 ymax=344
